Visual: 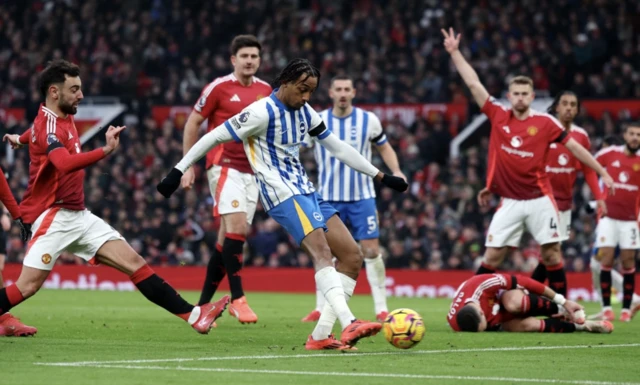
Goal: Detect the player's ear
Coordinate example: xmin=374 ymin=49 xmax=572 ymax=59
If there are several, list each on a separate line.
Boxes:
xmin=230 ymin=55 xmax=237 ymax=67
xmin=49 ymin=84 xmax=59 ymax=100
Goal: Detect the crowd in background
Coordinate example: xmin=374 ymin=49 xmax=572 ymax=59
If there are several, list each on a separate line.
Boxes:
xmin=0 ymin=0 xmax=638 ymax=271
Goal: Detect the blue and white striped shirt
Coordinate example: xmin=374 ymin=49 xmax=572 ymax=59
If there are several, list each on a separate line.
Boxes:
xmin=305 ymin=107 xmax=387 ymax=202
xmin=223 ymin=91 xmax=330 ymax=211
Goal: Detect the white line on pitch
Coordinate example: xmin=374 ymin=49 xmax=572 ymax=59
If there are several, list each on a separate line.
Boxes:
xmin=57 ymin=364 xmax=640 ymax=385
xmin=34 ymin=343 xmax=640 ymax=367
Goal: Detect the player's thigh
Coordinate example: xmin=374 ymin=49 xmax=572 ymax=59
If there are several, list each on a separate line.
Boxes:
xmin=595 ymin=217 xmax=619 ymax=249
xmin=268 ymin=193 xmax=327 ymax=247
xmin=500 ymin=289 xmax=527 ymax=313
xmin=524 ymin=195 xmax=562 ymax=246
xmin=558 ymin=210 xmax=572 ymax=242
xmin=243 ymin=173 xmax=260 ymax=226
xmin=69 ymin=211 xmax=140 ymax=274
xmin=23 ymin=208 xmax=80 ymax=271
xmin=485 ymin=198 xmax=526 ymax=248
xmin=324 ymin=215 xmax=362 ymax=277
xmin=500 ymin=317 xmax=542 ymax=332
xmin=208 ymin=166 xmax=249 ymax=219
xmin=347 ymin=198 xmax=380 ymax=246
xmin=615 ymin=220 xmax=640 ymax=251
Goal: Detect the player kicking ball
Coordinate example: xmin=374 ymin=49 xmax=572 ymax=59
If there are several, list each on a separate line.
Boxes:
xmin=158 ymin=58 xmax=408 ymax=350
xmin=448 ymin=273 xmax=613 ymax=334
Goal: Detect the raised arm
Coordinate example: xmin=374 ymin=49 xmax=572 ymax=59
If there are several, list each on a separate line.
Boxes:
xmin=442 ymin=28 xmax=489 ymax=108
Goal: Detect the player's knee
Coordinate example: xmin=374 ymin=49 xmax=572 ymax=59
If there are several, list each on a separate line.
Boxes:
xmin=540 ymin=243 xmax=562 ymax=265
xmin=501 ymin=290 xmax=524 ymax=313
xmin=361 ymin=245 xmax=379 ymax=259
xmin=223 ymin=213 xmax=249 ymax=236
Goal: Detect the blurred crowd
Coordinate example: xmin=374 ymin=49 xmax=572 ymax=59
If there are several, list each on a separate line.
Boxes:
xmin=0 ymin=0 xmax=639 ymax=271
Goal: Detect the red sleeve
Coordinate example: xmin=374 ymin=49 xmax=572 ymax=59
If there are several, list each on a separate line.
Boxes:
xmin=594 ymin=148 xmax=609 ymax=167
xmin=583 ymin=166 xmax=602 ymax=200
xmin=547 ymin=116 xmax=569 ymax=145
xmin=480 ymin=96 xmax=503 ymax=121
xmin=48 ymin=147 xmax=106 ymax=174
xmin=19 ymin=129 xmax=30 ymax=145
xmin=0 ymin=170 xmax=21 ymax=219
xmin=513 ymin=275 xmax=546 ymax=295
xmin=193 ymin=82 xmax=219 ymax=117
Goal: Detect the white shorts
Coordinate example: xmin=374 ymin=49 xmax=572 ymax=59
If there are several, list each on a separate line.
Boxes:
xmin=558 ymin=210 xmax=572 ymax=242
xmin=595 ymin=217 xmax=640 ymax=249
xmin=24 ymin=208 xmax=124 ymax=271
xmin=486 ymin=195 xmax=561 ymax=248
xmin=207 ymin=165 xmax=259 ymax=225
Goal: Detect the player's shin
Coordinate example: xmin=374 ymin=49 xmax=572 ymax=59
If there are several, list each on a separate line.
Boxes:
xmin=530 ymin=262 xmax=547 ymax=283
xmin=364 ymin=254 xmax=388 ymax=314
xmin=222 ymin=233 xmax=245 ymax=300
xmin=546 ymin=261 xmax=567 ymax=296
xmin=0 ymin=284 xmax=25 ymax=315
xmin=198 ymin=243 xmax=225 ymax=306
xmin=539 ymin=318 xmax=576 ymax=333
xmin=315 ymin=267 xmax=355 ymax=330
xmin=600 ymin=267 xmax=613 ymax=308
xmin=130 ymin=264 xmax=195 ymax=321
xmin=311 ymin=273 xmax=356 ymax=340
xmin=521 ymin=293 xmax=559 ymax=317
xmin=622 ymin=268 xmax=636 ymax=310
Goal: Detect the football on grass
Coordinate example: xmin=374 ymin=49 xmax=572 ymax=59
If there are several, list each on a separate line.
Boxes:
xmin=382 ymin=308 xmax=426 ymax=349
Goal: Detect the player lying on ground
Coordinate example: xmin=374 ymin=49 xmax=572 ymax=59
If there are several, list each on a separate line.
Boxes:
xmin=0 ymin=60 xmax=229 ymax=335
xmin=158 ymin=58 xmax=408 ymax=350
xmin=448 ymin=273 xmax=613 ymax=333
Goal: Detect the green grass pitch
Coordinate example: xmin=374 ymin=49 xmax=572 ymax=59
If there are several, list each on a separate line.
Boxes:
xmin=1 ymin=290 xmax=638 ymax=385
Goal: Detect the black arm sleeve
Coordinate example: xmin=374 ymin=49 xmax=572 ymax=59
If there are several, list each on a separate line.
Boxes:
xmin=554 ymin=130 xmax=568 ymax=143
xmin=308 ymin=122 xmax=327 ymax=137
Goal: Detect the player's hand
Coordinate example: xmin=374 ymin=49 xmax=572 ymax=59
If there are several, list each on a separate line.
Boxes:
xmin=441 ymin=27 xmax=461 ymax=53
xmin=563 ymin=300 xmax=585 ymax=324
xmin=15 ymin=218 xmax=31 ymax=242
xmin=380 ymin=173 xmax=408 ymax=192
xmin=157 ymin=168 xmax=184 ymax=198
xmin=3 ymin=134 xmax=24 ymax=150
xmin=181 ymin=168 xmax=195 ymax=190
xmin=393 ymin=170 xmax=407 ymax=183
xmin=477 ymin=188 xmax=492 ymax=207
xmin=596 ymin=199 xmax=607 ymax=216
xmin=103 ymin=125 xmax=126 ymax=155
xmin=601 ymin=173 xmax=615 ymax=195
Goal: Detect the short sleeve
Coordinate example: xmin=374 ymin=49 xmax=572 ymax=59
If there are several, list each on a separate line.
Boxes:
xmin=594 ymin=148 xmax=610 ymax=167
xmin=38 ymin=121 xmax=68 ymax=154
xmin=223 ymin=103 xmax=268 ymax=142
xmin=480 ymin=96 xmax=506 ymax=121
xmin=368 ymin=113 xmax=387 ymax=145
xmin=308 ymin=105 xmax=324 ymax=130
xmin=193 ymin=82 xmax=219 ymax=117
xmin=545 ymin=115 xmax=569 ymax=145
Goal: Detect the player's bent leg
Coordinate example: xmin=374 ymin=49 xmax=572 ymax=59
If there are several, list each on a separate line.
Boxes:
xmin=500 ymin=289 xmax=561 ymax=318
xmin=95 ymin=240 xmax=229 ymax=334
xmin=540 ymin=242 xmax=567 ymax=296
xmin=198 ymin=220 xmax=226 ymax=306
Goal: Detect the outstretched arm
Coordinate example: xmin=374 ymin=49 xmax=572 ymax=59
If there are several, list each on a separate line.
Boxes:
xmin=48 ymin=126 xmax=125 ymax=174
xmin=176 ymin=123 xmax=235 ymax=173
xmin=442 ymin=28 xmax=489 ymax=108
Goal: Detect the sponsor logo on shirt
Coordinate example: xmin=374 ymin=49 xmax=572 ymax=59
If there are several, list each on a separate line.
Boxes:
xmin=500 ymin=144 xmax=533 ymax=158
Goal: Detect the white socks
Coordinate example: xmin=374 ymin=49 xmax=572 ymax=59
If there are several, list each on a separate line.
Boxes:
xmin=314 ymin=267 xmax=355 ymax=333
xmin=315 ymin=288 xmax=325 ymax=311
xmin=365 ymin=254 xmax=388 ymax=314
xmin=590 ymin=256 xmax=640 ymax=305
xmin=311 ymin=272 xmax=356 ymax=340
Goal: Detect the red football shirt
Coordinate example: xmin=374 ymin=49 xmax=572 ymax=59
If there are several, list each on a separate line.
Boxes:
xmin=20 ymin=105 xmax=85 ymax=223
xmin=546 ymin=125 xmax=601 ymax=211
xmin=483 ymin=97 xmax=569 ymax=200
xmin=595 ymin=145 xmax=640 ymax=221
xmin=194 ymin=73 xmax=272 ymax=173
xmin=447 ymin=274 xmax=546 ymax=331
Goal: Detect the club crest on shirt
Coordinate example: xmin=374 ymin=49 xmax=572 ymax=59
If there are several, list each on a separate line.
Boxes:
xmin=47 ymin=133 xmax=59 ymax=145
xmin=239 ymin=111 xmax=250 ymax=123
xmin=527 ymin=126 xmax=538 ymax=136
xmin=634 ymin=164 xmax=640 ymax=172
xmin=299 ymin=121 xmax=306 ymax=134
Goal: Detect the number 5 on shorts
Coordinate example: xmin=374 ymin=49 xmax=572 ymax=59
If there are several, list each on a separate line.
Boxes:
xmin=367 ymin=215 xmax=377 ymax=232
